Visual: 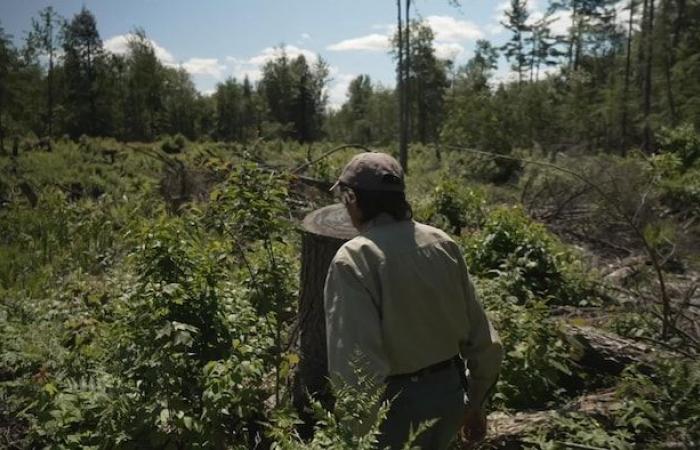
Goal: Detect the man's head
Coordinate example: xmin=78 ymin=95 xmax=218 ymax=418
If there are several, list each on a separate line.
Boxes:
xmin=331 ymin=152 xmax=412 ymax=228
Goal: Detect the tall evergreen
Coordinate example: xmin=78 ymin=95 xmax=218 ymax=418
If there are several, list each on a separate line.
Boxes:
xmin=501 ymin=0 xmax=531 ymax=84
xmin=62 ymin=7 xmax=104 ymax=137
xmin=26 ymin=6 xmax=64 ymax=141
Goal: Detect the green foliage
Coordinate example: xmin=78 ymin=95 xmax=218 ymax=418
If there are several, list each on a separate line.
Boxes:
xmin=657 ymin=123 xmax=700 ymax=168
xmin=160 ymin=133 xmax=187 ymax=154
xmin=463 ymin=207 xmax=595 ymax=305
xmin=206 ymin=161 xmax=289 ymax=242
xmin=268 ymin=372 xmax=390 ymax=449
xmin=528 ymin=360 xmax=700 ymax=449
xmin=478 ymin=278 xmax=573 ymax=410
xmin=415 ymin=178 xmax=487 ymax=234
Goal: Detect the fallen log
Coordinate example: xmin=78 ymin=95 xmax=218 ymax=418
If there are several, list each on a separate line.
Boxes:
xmin=483 ymin=389 xmax=619 ymax=449
xmin=562 ymin=324 xmax=678 ymax=375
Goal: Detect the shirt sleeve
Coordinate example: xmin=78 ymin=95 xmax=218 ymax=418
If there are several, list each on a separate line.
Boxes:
xmin=324 ymin=249 xmax=390 ymax=387
xmin=455 ymin=248 xmax=503 ymax=408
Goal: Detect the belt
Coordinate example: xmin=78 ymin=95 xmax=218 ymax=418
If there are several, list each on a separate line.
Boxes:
xmin=385 ymin=355 xmax=461 ymax=383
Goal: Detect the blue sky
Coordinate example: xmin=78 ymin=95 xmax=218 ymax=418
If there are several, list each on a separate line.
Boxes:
xmin=0 ymin=0 xmax=575 ymax=107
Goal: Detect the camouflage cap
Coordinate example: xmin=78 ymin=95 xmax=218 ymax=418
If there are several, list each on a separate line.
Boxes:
xmin=331 ymin=152 xmax=405 ymax=192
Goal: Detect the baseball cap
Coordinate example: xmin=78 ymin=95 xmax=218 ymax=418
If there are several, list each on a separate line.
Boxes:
xmin=330 ymin=152 xmax=405 ymax=192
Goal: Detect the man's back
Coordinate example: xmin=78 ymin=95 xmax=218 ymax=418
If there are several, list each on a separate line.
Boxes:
xmin=333 ymin=216 xmax=473 ymax=376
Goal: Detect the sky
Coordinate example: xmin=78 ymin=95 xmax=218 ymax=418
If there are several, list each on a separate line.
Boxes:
xmin=0 ymin=0 xmax=575 ymax=108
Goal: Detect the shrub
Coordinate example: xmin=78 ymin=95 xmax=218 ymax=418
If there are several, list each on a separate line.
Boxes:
xmin=528 ymin=359 xmax=700 ymax=448
xmin=161 ymin=134 xmax=187 ymax=154
xmin=657 ymin=123 xmax=700 ymax=168
xmin=463 ymin=206 xmax=595 ymax=305
xmin=478 ymin=277 xmax=573 ymax=410
xmin=415 ymin=178 xmax=487 ymax=235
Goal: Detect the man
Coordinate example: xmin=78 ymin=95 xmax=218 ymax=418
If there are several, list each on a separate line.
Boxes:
xmin=324 ymin=152 xmax=503 ymax=449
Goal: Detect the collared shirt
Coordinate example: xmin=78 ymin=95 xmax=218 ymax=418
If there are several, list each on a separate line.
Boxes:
xmin=323 ymin=214 xmax=503 ymax=407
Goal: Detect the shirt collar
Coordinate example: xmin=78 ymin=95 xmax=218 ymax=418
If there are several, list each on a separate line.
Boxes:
xmin=359 ymin=212 xmax=400 ymax=232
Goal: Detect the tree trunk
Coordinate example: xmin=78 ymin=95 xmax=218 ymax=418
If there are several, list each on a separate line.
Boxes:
xmin=0 ymin=103 xmax=4 ymax=155
xmin=563 ymin=324 xmax=675 ymax=375
xmin=621 ymin=0 xmax=635 ymax=156
xmin=642 ymin=0 xmax=655 ymax=153
xmin=638 ymin=0 xmax=649 ymax=88
xmin=292 ymin=203 xmax=357 ymax=440
xmin=662 ymin=0 xmax=677 ymax=126
xmin=397 ymin=0 xmax=407 ymax=173
xmin=568 ymin=0 xmax=579 ymax=71
xmin=485 ymin=389 xmax=619 ymax=447
xmin=398 ymin=0 xmax=411 ymax=174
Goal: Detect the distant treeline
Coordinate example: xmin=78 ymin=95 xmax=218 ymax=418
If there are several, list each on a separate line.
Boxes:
xmin=1 ymin=1 xmax=699 ymax=154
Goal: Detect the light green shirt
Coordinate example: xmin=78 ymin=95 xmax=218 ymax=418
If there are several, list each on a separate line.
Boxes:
xmin=323 ymin=214 xmax=503 ymax=407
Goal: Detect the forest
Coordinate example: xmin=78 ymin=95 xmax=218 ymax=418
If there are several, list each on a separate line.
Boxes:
xmin=1 ymin=0 xmax=699 ymax=449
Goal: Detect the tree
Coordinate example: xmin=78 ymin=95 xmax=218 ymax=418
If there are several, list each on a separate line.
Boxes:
xmin=26 ymin=6 xmax=64 ymax=141
xmin=396 ymin=0 xmax=410 ymax=172
xmin=123 ymin=29 xmax=165 ymax=141
xmin=62 ymin=6 xmax=104 ymax=137
xmin=258 ymin=50 xmax=328 ymax=141
xmin=162 ymin=66 xmax=200 ymax=139
xmin=214 ymin=77 xmax=244 ymax=141
xmin=526 ymin=12 xmax=560 ymax=82
xmin=407 ymin=21 xmax=450 ymax=143
xmin=241 ymin=76 xmax=261 ymax=141
xmin=501 ymin=0 xmax=531 ymax=84
xmin=462 ymin=39 xmax=500 ymax=91
xmin=642 ymin=0 xmax=656 ymax=152
xmin=343 ymin=74 xmax=374 ymax=143
xmin=620 ymin=0 xmax=640 ymax=153
xmin=258 ymin=48 xmax=295 ymax=138
xmin=0 ymin=24 xmax=15 ymax=153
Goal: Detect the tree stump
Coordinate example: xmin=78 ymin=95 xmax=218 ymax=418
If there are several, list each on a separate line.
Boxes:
xmin=293 ymin=203 xmax=357 ymax=438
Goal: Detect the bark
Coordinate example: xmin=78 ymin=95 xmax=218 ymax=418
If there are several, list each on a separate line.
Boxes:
xmin=397 ymin=0 xmax=407 ymax=173
xmin=484 ymin=389 xmax=619 ymax=448
xmin=662 ymin=0 xmax=677 ymax=125
xmin=568 ymin=0 xmax=579 ymax=71
xmin=0 ymin=101 xmax=4 ymax=155
xmin=398 ymin=0 xmax=411 ymax=173
xmin=563 ymin=324 xmax=676 ymax=375
xmin=621 ymin=0 xmax=635 ymax=155
xmin=642 ymin=0 xmax=655 ymax=153
xmin=292 ymin=204 xmax=357 ymax=439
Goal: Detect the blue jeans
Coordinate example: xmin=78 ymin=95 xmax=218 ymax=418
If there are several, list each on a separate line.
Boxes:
xmin=378 ymin=365 xmax=465 ymax=449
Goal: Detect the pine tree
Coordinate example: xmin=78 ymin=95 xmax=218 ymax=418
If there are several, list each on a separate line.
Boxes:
xmin=26 ymin=6 xmax=64 ymax=142
xmin=123 ymin=29 xmax=165 ymax=141
xmin=501 ymin=0 xmax=531 ymax=84
xmin=62 ymin=6 xmax=104 ymax=137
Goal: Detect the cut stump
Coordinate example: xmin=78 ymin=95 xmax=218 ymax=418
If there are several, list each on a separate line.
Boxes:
xmin=292 ymin=203 xmax=357 ymax=438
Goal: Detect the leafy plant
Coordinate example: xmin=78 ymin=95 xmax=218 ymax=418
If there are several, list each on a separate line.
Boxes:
xmin=477 ymin=277 xmax=574 ymax=409
xmin=463 ymin=206 xmax=596 ymax=305
xmin=415 ymin=178 xmax=487 ymax=235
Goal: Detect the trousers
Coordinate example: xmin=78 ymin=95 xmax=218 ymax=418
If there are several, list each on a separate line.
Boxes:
xmin=378 ymin=363 xmax=465 ymax=449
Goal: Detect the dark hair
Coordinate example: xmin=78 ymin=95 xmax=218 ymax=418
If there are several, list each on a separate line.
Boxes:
xmin=353 ymin=189 xmax=413 ymax=223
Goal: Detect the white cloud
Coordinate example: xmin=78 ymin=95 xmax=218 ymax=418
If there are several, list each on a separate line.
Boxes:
xmin=248 ymin=44 xmax=318 ymax=66
xmin=425 ymin=15 xmax=483 ymax=42
xmin=490 ymin=0 xmax=573 ymax=37
xmin=327 ymin=33 xmax=391 ymax=52
xmin=181 ymin=58 xmax=226 ymax=79
xmin=226 ymin=56 xmax=263 ymax=82
xmin=327 ymin=73 xmax=356 ymax=110
xmin=301 ymin=33 xmax=311 ymax=41
xmin=225 ymin=44 xmax=319 ymax=82
xmin=434 ymin=42 xmax=465 ymax=61
xmin=104 ymin=33 xmax=176 ymax=65
xmin=329 ymin=16 xmax=479 ymax=60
